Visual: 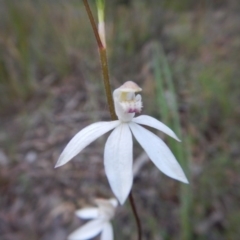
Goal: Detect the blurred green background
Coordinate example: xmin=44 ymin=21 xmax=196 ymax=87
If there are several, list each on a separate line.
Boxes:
xmin=0 ymin=0 xmax=240 ymax=240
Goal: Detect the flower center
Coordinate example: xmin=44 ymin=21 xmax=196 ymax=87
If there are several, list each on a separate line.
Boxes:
xmin=113 ymin=81 xmax=143 ymax=122
xmin=119 ymin=92 xmax=142 ymax=114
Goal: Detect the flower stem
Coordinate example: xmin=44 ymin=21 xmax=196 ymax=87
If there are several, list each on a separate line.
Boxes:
xmin=83 ymin=0 xmax=116 ymax=120
xmin=99 ymin=47 xmax=117 ymax=119
xmin=129 ymin=192 xmax=142 ymax=240
xmin=83 ymin=1 xmax=142 ymax=239
xmin=83 ymin=0 xmax=103 ymax=49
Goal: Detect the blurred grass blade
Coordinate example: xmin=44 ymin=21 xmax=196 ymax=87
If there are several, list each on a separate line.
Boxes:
xmin=153 ymin=45 xmax=169 ymax=124
xmin=153 ymin=42 xmax=192 ymax=240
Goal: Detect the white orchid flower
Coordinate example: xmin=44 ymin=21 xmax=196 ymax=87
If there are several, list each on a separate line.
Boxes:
xmin=55 ymin=81 xmax=188 ymax=204
xmin=68 ymin=198 xmax=117 ymax=240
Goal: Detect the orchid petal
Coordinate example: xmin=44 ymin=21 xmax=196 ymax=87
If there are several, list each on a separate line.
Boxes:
xmin=95 ymin=200 xmax=115 ymax=220
xmin=109 ymin=198 xmax=118 ymax=208
xmin=55 ymin=120 xmax=120 ymax=167
xmin=132 ymin=115 xmax=181 ymax=141
xmin=75 ymin=208 xmax=99 ymax=220
xmin=68 ymin=219 xmax=104 ymax=240
xmin=104 ymin=123 xmax=133 ymax=205
xmin=100 ymin=222 xmax=113 ymax=240
xmin=129 ymin=123 xmax=188 ymax=183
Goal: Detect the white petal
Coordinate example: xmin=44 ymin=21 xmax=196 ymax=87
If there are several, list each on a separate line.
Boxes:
xmin=94 ymin=199 xmax=115 ymax=220
xmin=132 ymin=115 xmax=181 ymax=141
xmin=108 ymin=198 xmax=118 ymax=208
xmin=104 ymin=123 xmax=133 ymax=205
xmin=100 ymin=222 xmax=113 ymax=240
xmin=55 ymin=121 xmax=120 ymax=167
xmin=68 ymin=219 xmax=104 ymax=240
xmin=129 ymin=123 xmax=188 ymax=183
xmin=75 ymin=208 xmax=99 ymax=220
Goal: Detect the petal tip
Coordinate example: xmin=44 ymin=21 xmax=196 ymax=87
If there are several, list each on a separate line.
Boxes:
xmin=179 ymin=175 xmax=189 ymax=184
xmin=54 ymin=160 xmax=64 ymax=168
xmin=173 ymin=134 xmax=181 ymax=142
xmin=112 ymin=182 xmax=132 ymax=205
xmin=117 ymin=193 xmax=130 ymax=205
xmin=184 ymin=178 xmax=189 ymax=184
xmin=119 ymin=198 xmax=125 ymax=205
xmin=112 ymin=193 xmax=128 ymax=205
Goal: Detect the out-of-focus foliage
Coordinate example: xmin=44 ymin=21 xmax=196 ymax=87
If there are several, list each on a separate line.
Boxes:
xmin=0 ymin=0 xmax=94 ymax=112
